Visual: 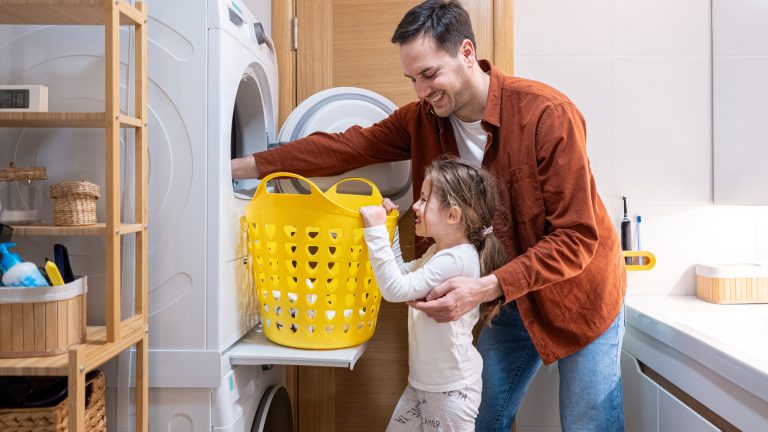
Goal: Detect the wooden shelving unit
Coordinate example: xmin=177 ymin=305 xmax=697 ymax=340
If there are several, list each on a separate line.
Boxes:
xmin=8 ymin=222 xmax=144 ymax=236
xmin=0 ymin=1 xmax=149 ymax=431
xmin=0 ymin=112 xmax=143 ymax=128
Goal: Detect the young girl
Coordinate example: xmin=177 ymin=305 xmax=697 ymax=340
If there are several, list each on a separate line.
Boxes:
xmin=359 ymin=158 xmax=506 ymax=431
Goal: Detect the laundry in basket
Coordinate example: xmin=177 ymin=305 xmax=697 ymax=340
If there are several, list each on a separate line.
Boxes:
xmin=245 ymin=172 xmax=398 ymax=349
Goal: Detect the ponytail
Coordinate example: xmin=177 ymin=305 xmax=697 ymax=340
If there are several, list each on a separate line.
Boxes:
xmin=475 ymin=229 xmax=506 ymax=326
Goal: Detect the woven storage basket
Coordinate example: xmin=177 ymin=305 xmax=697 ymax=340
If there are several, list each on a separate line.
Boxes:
xmin=696 ymin=263 xmax=768 ymax=304
xmin=0 ymin=277 xmax=88 ymax=358
xmin=0 ymin=370 xmax=106 ymax=432
xmin=49 ymin=182 xmax=99 ymax=226
xmin=0 ymin=163 xmax=47 ymax=182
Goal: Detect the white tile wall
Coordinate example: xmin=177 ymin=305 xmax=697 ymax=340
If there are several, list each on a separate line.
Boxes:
xmin=714 ymin=129 xmax=768 ymax=204
xmin=611 ymin=56 xmax=710 ymax=131
xmin=713 ymin=0 xmax=768 ymax=55
xmin=612 ymin=0 xmax=710 ymax=56
xmin=712 ymin=0 xmax=768 ymax=205
xmin=585 ymin=129 xmax=612 ymax=201
xmin=758 ymin=208 xmax=768 ymax=262
xmin=515 ymin=0 xmax=611 ymax=56
xmin=611 ymin=130 xmax=710 ymax=205
xmin=714 ymin=56 xmax=768 ymax=129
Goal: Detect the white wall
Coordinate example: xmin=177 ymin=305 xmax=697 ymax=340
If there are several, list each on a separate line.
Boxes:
xmin=513 ymin=0 xmax=765 ymax=299
xmin=758 ymin=208 xmax=768 ymax=262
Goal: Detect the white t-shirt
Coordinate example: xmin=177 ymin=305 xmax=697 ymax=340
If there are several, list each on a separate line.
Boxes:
xmin=449 ymin=114 xmax=487 ymax=167
xmin=363 ymin=225 xmax=483 ymax=392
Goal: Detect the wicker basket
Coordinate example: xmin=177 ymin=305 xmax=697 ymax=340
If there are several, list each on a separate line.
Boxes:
xmin=0 ymin=277 xmax=88 ymax=358
xmin=0 ymin=370 xmax=106 ymax=432
xmin=0 ymin=163 xmax=47 ymax=182
xmin=696 ymin=263 xmax=768 ymax=304
xmin=49 ymin=182 xmax=100 ymax=226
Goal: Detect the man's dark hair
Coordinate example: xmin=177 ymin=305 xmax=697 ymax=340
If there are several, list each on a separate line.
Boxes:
xmin=391 ymin=0 xmax=476 ymax=56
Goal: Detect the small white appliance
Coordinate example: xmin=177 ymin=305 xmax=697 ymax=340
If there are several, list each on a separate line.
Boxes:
xmin=0 ymin=84 xmax=47 ymax=111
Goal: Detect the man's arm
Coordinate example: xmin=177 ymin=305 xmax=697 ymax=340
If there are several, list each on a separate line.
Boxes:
xmin=231 ymin=106 xmax=414 ymax=180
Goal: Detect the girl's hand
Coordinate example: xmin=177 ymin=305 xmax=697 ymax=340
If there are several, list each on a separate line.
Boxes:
xmin=360 ymin=205 xmax=387 ymax=227
xmin=361 ymin=199 xmax=398 ymax=227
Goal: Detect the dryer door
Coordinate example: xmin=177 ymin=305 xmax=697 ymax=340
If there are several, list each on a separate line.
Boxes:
xmin=275 ymin=87 xmax=412 ymax=210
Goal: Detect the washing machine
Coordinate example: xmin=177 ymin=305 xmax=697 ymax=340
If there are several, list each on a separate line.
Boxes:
xmin=0 ymin=0 xmax=410 ymax=430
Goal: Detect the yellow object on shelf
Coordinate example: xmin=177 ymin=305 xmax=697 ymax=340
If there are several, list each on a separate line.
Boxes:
xmin=245 ymin=172 xmax=398 ymax=349
xmin=623 ymin=251 xmax=656 ymax=271
xmin=45 ymin=259 xmax=65 ymax=286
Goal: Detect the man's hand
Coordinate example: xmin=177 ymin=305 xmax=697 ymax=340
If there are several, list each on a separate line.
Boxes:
xmin=231 ymin=155 xmax=259 ymax=179
xmin=407 ymin=275 xmax=504 ymax=322
xmin=381 ymin=198 xmax=399 ymax=215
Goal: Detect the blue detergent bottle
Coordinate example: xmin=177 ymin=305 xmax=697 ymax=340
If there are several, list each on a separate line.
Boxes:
xmin=0 ymin=242 xmax=48 ymax=287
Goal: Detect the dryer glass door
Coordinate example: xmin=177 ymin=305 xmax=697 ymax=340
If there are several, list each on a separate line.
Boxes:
xmin=232 ymin=71 xmax=274 ymax=199
xmin=274 ymin=87 xmax=412 ymax=210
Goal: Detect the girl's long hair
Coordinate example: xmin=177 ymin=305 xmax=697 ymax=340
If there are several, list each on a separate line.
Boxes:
xmin=424 ymin=157 xmax=507 ymax=325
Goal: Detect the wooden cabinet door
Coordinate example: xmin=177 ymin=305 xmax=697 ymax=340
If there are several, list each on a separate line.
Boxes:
xmin=271 ymin=2 xmax=513 ymax=431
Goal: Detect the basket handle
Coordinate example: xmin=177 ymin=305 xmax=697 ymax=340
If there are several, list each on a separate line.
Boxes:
xmin=256 ymin=172 xmax=323 ymax=197
xmin=326 ymin=177 xmax=383 ymax=202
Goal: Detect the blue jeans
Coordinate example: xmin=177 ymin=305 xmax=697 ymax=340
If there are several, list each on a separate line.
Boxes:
xmin=476 ymin=302 xmax=625 ymax=432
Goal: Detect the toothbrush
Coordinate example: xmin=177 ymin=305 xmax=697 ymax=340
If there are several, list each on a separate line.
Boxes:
xmin=635 ymin=215 xmax=642 ymax=266
xmin=621 ymin=197 xmax=632 ymax=265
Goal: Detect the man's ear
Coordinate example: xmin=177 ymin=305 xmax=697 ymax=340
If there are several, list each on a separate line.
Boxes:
xmin=460 ymin=39 xmax=475 ymax=64
xmin=447 ymin=205 xmax=463 ymax=225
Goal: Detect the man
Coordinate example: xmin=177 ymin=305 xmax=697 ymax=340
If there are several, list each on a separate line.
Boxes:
xmin=231 ymin=1 xmax=627 ymax=430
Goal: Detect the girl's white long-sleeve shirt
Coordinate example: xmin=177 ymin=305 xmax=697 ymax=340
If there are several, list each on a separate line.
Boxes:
xmin=364 ymin=224 xmax=483 ymax=392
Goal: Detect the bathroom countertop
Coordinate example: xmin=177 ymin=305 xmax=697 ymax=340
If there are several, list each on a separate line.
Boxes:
xmin=625 ymin=295 xmax=768 ymax=402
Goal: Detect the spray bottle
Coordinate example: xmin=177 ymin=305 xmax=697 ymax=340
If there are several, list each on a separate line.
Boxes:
xmin=0 ymin=242 xmax=48 ymax=287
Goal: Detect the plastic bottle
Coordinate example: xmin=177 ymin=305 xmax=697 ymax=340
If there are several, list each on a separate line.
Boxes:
xmin=0 ymin=242 xmax=48 ymax=287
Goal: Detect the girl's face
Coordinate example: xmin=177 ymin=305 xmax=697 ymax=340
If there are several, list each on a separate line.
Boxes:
xmin=412 ymin=177 xmax=451 ymax=238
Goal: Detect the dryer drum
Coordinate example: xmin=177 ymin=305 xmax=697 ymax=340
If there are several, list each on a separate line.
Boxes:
xmin=252 ymin=385 xmax=293 ymax=432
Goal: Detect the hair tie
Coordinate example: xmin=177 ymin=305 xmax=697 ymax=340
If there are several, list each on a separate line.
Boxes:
xmin=482 ymin=226 xmax=493 ymax=238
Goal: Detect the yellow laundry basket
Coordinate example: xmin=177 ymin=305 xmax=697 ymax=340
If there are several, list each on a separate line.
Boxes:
xmin=246 ymin=172 xmax=398 ymax=349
